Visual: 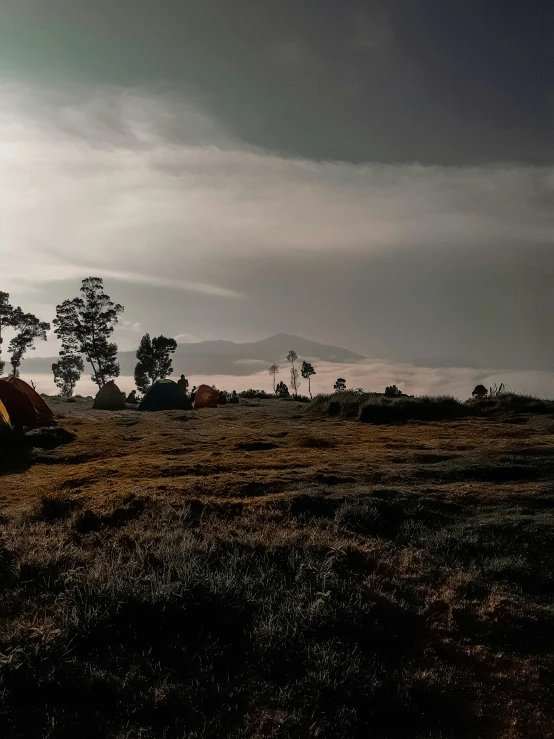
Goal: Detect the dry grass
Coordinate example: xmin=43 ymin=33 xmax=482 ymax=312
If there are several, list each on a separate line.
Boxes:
xmin=1 ymin=397 xmax=554 ymax=737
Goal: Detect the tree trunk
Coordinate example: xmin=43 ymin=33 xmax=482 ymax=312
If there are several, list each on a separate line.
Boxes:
xmin=89 ymin=319 xmax=104 ymax=388
xmin=87 ymin=353 xmax=102 ymax=388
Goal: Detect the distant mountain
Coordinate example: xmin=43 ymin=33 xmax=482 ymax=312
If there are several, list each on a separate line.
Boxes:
xmin=21 ymin=334 xmax=365 ymax=377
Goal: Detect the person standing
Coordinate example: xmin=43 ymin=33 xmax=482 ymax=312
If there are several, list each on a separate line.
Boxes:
xmin=177 ymin=374 xmax=189 ymax=395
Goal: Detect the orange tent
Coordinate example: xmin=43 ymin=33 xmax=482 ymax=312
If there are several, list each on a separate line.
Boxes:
xmin=0 ymin=399 xmax=12 ymax=433
xmin=0 ymin=377 xmax=54 ymax=428
xmin=194 ymin=384 xmax=219 ymax=409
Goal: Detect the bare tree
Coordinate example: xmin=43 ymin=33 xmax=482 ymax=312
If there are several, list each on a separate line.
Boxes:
xmin=269 ymin=363 xmax=279 ymax=394
xmin=290 ymin=366 xmax=300 ymax=397
xmin=286 ymin=350 xmax=298 ymax=397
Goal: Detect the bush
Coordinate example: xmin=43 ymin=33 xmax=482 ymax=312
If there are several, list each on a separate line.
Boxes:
xmin=360 ymin=395 xmax=466 ymax=424
xmin=280 ymin=394 xmax=311 ymax=403
xmin=239 ymin=389 xmax=273 ymax=399
xmin=309 ymin=391 xmax=376 ymax=418
xmin=469 ymin=393 xmax=554 ymax=416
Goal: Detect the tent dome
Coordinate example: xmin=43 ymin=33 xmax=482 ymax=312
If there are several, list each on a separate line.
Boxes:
xmin=139 ymin=379 xmax=192 ymax=412
xmin=194 ymin=384 xmax=219 ymax=409
xmin=93 ymin=380 xmax=126 ymax=410
xmin=0 ymin=377 xmax=54 ymax=428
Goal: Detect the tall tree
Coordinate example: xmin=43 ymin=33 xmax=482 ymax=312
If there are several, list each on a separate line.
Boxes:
xmin=334 ymin=378 xmax=347 ymax=392
xmin=268 ymin=363 xmax=279 ymax=393
xmin=290 ymin=366 xmax=300 ymax=397
xmin=0 ymin=292 xmax=16 ymax=375
xmin=8 ymin=310 xmax=50 ymax=377
xmin=134 ymin=334 xmax=177 ymax=393
xmin=53 ymin=277 xmax=124 ymax=387
xmin=301 ymin=361 xmax=316 ymax=399
xmin=286 ymin=350 xmax=299 ymax=397
xmin=52 ymin=354 xmax=84 ymax=397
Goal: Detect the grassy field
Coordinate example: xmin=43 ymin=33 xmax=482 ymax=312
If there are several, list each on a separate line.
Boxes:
xmin=1 ymin=396 xmax=554 ymax=738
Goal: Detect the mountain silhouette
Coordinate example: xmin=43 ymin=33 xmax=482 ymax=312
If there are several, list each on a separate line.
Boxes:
xmin=21 ymin=334 xmax=365 ymax=377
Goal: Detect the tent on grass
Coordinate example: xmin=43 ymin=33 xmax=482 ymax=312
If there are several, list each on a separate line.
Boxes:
xmin=0 ymin=377 xmax=54 ymax=428
xmin=139 ymin=379 xmax=193 ymax=412
xmin=194 ymin=384 xmax=219 ymax=409
xmin=93 ymin=380 xmax=126 ymax=410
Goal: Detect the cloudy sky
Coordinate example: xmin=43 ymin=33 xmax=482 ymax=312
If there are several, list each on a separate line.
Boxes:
xmin=1 ymin=0 xmax=553 ymax=380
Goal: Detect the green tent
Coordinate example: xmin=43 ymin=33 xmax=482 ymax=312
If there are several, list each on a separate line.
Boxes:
xmin=139 ymin=379 xmax=192 ymax=412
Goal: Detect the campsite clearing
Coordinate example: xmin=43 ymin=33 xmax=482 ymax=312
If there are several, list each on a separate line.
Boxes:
xmin=1 ymin=397 xmax=554 ymax=737
xmin=2 ymin=396 xmax=553 ymax=512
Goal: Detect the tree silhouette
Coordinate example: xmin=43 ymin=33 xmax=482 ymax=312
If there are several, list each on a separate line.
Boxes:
xmin=472 ymin=384 xmax=488 ymax=399
xmin=286 ymin=350 xmax=299 ymax=396
xmin=134 ymin=334 xmax=177 ymax=393
xmin=52 ymin=354 xmax=84 ymax=397
xmin=269 ymin=363 xmax=279 ymax=393
xmin=275 ymin=381 xmax=290 ymax=397
xmin=8 ymin=310 xmax=50 ymax=377
xmin=301 ymin=361 xmax=316 ymax=398
xmin=0 ymin=292 xmax=16 ymax=375
xmin=334 ymin=378 xmax=346 ymax=392
xmin=384 ymin=385 xmax=402 ymax=398
xmin=53 ymin=278 xmax=123 ymax=387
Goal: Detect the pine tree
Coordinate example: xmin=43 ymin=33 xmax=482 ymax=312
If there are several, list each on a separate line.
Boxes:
xmin=334 ymin=378 xmax=346 ymax=392
xmin=301 ymin=361 xmax=316 ymax=398
xmin=134 ymin=334 xmax=177 ymax=393
xmin=53 ymin=277 xmax=124 ymax=387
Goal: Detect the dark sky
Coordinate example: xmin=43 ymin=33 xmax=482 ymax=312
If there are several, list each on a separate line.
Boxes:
xmin=2 ymin=0 xmax=552 ymax=164
xmin=1 ymin=0 xmax=553 ymax=376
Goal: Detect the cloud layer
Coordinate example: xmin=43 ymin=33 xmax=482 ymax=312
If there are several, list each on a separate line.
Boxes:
xmin=0 ymin=81 xmax=553 ymax=373
xmin=26 ymin=360 xmax=554 ymax=401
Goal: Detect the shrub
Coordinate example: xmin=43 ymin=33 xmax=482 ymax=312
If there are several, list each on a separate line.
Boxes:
xmin=275 ymin=381 xmax=290 ymax=398
xmin=469 ymin=393 xmax=554 ymax=416
xmin=32 ymin=494 xmax=81 ymax=523
xmin=360 ymin=395 xmax=466 ymax=424
xmin=309 ymin=391 xmax=375 ymax=418
xmin=239 ymin=389 xmax=273 ymax=399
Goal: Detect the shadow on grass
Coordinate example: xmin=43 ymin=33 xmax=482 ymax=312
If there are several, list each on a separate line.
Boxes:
xmin=1 ymin=486 xmax=554 ymax=737
xmin=0 ymin=427 xmax=76 ymax=475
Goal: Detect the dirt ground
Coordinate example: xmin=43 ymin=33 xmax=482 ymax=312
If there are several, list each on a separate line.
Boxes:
xmin=3 ymin=396 xmax=553 ymax=513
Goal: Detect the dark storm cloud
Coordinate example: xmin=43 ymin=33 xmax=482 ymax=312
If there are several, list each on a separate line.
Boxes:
xmin=1 ymin=0 xmax=551 ymax=164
